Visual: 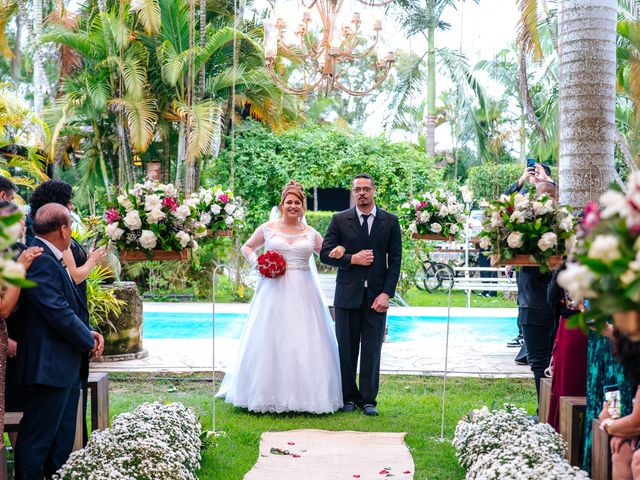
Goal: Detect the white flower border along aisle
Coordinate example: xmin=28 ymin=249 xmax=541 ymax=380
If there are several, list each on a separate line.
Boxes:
xmin=54 ymin=402 xmax=202 ymax=479
xmin=453 ymin=404 xmax=589 ymax=479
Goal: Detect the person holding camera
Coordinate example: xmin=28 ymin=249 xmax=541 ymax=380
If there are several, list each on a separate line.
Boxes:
xmin=505 ymin=159 xmax=554 ymax=195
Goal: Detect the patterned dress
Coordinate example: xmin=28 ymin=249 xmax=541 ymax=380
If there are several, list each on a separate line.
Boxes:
xmin=582 ymin=330 xmax=637 ymax=473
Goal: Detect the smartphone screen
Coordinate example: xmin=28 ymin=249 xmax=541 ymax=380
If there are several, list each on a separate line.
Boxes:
xmin=527 ymin=158 xmax=535 ymax=170
xmin=604 ymin=385 xmax=621 ymax=419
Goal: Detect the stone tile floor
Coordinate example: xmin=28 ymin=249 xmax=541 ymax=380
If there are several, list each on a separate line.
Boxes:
xmin=90 ymin=303 xmax=532 ymax=378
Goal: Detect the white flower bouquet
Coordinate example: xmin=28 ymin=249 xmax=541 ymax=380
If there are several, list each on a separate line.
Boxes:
xmin=188 ymin=186 xmax=245 ymax=237
xmin=103 ymin=181 xmax=200 ymax=257
xmin=54 ymin=402 xmax=202 ymax=479
xmin=400 ymin=189 xmax=467 ymax=240
xmin=453 ymin=404 xmax=588 ymax=479
xmin=478 ymin=190 xmax=577 ymax=272
xmin=558 ymin=172 xmax=640 ymax=334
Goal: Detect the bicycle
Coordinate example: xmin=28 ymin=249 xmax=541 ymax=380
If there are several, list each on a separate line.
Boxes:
xmin=414 ymin=256 xmax=455 ymax=293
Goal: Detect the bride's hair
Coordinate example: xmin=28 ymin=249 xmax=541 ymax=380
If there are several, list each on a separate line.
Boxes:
xmin=279 ymin=180 xmax=307 ymax=214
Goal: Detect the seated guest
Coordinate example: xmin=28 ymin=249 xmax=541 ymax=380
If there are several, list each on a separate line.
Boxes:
xmin=14 ymin=203 xmax=103 ymax=479
xmin=546 ymin=259 xmax=588 ymax=431
xmin=596 ymin=331 xmax=640 ymax=480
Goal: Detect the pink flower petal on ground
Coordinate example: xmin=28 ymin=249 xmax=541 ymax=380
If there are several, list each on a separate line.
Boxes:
xmin=287 ymin=442 xmax=295 ymax=445
xmin=292 ymin=454 xmax=300 ymax=458
xmin=403 ymin=471 xmax=411 ymax=474
xmin=353 ymin=476 xmax=360 ymax=478
xmin=380 ymin=470 xmax=390 ymax=475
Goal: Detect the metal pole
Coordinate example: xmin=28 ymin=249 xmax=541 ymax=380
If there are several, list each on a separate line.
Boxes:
xmin=212 ymin=264 xmax=229 ymax=434
xmin=437 ymin=267 xmax=454 ymax=441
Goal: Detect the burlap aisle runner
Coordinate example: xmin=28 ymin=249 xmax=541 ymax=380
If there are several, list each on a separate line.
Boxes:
xmin=244 ymin=429 xmax=415 ymax=480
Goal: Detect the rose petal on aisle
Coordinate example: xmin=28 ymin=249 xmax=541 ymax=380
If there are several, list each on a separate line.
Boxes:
xmin=244 ymin=430 xmax=414 ymax=480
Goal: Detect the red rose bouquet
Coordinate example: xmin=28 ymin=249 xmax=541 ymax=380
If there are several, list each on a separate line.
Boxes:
xmin=257 ymin=250 xmax=287 ymax=278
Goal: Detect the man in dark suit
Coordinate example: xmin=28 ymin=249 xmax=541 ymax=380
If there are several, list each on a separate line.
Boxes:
xmin=320 ymin=174 xmax=402 ymax=416
xmin=14 ymin=203 xmax=103 ymax=479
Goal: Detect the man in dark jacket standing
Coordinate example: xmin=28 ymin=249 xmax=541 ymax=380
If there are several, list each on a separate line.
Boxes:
xmin=320 ymin=174 xmax=402 ymax=416
xmin=14 ymin=204 xmax=103 ymax=479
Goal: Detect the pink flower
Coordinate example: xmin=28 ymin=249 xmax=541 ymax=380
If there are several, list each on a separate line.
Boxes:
xmin=353 ymin=475 xmax=361 ymax=478
xmin=292 ymin=454 xmax=300 ymax=458
xmin=379 ymin=470 xmax=389 ymax=475
xmin=416 ymin=201 xmax=428 ymax=210
xmin=287 ymin=442 xmax=295 ymax=445
xmin=403 ymin=471 xmax=411 ymax=474
xmin=162 ymin=197 xmax=178 ymax=211
xmin=218 ymin=193 xmax=230 ymax=204
xmin=105 ymin=208 xmax=120 ymax=224
xmin=582 ymin=201 xmax=600 ymax=231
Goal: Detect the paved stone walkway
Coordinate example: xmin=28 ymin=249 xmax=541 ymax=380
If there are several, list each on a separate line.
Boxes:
xmin=90 ymin=303 xmax=532 ymax=378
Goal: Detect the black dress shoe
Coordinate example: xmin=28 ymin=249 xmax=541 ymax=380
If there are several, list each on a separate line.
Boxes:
xmin=363 ymin=404 xmax=379 ymax=416
xmin=342 ymin=402 xmax=356 ymax=412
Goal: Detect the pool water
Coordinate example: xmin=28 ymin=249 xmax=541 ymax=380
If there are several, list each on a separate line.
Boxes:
xmin=143 ymin=312 xmax=518 ymax=343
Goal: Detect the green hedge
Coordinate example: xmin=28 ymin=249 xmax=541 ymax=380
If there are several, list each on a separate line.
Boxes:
xmin=305 ymin=210 xmax=335 ymax=236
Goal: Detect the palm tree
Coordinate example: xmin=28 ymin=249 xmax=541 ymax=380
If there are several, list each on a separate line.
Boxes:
xmin=391 ymin=0 xmax=477 ymax=159
xmin=0 ymin=83 xmax=49 ymax=192
xmin=557 ymin=0 xmax=617 ymax=208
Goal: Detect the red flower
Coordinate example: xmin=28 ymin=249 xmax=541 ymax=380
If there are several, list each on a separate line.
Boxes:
xmin=257 ymin=250 xmax=287 ymax=279
xmin=218 ymin=193 xmax=230 ymax=204
xmin=582 ymin=201 xmax=600 ymax=231
xmin=403 ymin=471 xmax=411 ymax=474
xmin=162 ymin=197 xmax=178 ymax=211
xmin=287 ymin=442 xmax=295 ymax=445
xmin=105 ymin=208 xmax=120 ymax=224
xmin=379 ymin=470 xmax=389 ymax=475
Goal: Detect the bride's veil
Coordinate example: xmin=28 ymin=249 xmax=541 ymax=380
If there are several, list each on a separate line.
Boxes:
xmin=269 ymin=206 xmax=325 ymax=300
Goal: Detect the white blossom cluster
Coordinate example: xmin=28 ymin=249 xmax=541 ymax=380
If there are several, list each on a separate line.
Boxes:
xmin=453 ymin=404 xmax=589 ymax=479
xmin=188 ymin=186 xmax=245 ymax=235
xmin=400 ymin=189 xmax=468 ymax=238
xmin=54 ymin=402 xmax=202 ymax=480
xmin=104 ymin=181 xmax=201 ymax=251
xmin=478 ymin=191 xmax=576 ymax=269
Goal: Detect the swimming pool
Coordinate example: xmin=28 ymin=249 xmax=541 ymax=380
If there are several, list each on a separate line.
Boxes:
xmin=143 ymin=311 xmax=519 ymax=343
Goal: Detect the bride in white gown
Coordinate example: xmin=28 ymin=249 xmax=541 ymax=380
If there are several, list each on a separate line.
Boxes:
xmin=217 ymin=181 xmax=344 ymax=413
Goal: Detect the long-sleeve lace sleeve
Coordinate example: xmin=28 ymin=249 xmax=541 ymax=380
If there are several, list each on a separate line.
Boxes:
xmin=241 ymin=225 xmax=265 ymax=267
xmin=313 ymin=230 xmax=324 ymax=256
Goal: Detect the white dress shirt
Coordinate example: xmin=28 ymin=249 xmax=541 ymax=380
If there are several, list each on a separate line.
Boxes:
xmin=356 ymin=205 xmax=377 ymax=234
xmin=35 ymin=236 xmax=72 ymax=280
xmin=355 ymin=205 xmax=376 ymax=287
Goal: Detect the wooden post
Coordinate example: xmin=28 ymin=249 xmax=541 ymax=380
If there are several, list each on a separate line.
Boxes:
xmin=73 ymin=394 xmax=84 ymax=451
xmin=539 ymin=377 xmax=552 ymax=424
xmin=559 ymin=396 xmax=586 ymax=466
xmin=592 ymin=418 xmax=612 ymax=480
xmin=88 ymin=372 xmax=110 ymax=431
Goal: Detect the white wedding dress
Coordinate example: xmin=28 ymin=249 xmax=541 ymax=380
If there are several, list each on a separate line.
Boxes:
xmin=216 ymin=223 xmax=343 ymax=414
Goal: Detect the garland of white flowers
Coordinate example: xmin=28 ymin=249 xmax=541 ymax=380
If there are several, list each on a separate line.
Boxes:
xmin=453 ymin=404 xmax=589 ymax=479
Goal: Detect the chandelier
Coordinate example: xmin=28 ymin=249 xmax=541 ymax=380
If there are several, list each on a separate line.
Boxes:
xmin=263 ymin=0 xmax=395 ymax=96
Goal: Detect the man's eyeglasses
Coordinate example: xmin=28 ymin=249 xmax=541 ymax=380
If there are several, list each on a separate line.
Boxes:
xmin=353 ymin=187 xmax=373 ymax=193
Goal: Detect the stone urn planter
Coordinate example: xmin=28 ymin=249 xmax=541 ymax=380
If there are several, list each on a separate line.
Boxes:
xmin=94 ymin=281 xmax=147 ymax=361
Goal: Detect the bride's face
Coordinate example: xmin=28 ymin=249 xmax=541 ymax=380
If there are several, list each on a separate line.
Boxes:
xmin=281 ymin=194 xmax=304 ymax=221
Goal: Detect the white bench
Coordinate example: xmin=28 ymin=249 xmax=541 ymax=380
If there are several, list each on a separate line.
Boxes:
xmin=450 ymin=266 xmax=517 ymax=307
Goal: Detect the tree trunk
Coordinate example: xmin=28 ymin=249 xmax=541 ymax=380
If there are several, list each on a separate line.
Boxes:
xmin=93 ymin=123 xmax=113 ymax=200
xmin=519 ymin=106 xmax=527 ymax=163
xmin=176 ymin=122 xmax=186 ymax=187
xmin=558 ymin=0 xmax=616 ymax=208
xmin=32 ymin=0 xmax=44 ymax=114
xmin=425 ymin=4 xmax=436 ymax=159
xmin=11 ymin=12 xmax=21 ymax=80
xmin=199 ymin=0 xmax=206 ymax=98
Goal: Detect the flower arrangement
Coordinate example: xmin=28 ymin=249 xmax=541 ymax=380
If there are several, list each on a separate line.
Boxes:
xmin=103 ymin=181 xmax=200 ymax=254
xmin=557 ymin=173 xmax=640 ymax=332
xmin=0 ymin=206 xmax=32 ymax=288
xmin=188 ymin=186 xmax=245 ymax=235
xmin=453 ymin=404 xmax=588 ymax=479
xmin=400 ymin=189 xmax=468 ymax=239
xmin=478 ymin=190 xmax=577 ymax=271
xmin=54 ymin=402 xmax=202 ymax=479
xmin=257 ymin=250 xmax=287 ymax=279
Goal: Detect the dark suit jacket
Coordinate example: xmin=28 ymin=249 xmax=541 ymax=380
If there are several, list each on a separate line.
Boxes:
xmin=320 ymin=207 xmax=402 ymax=309
xmin=16 ymin=238 xmax=95 ymax=388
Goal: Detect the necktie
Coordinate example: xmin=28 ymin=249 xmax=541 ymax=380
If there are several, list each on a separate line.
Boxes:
xmin=361 ymin=214 xmax=370 ymax=239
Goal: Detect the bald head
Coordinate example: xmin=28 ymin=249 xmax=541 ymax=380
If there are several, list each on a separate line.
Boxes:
xmin=34 ymin=203 xmax=70 ymax=236
xmin=536 ymin=181 xmax=557 ymax=201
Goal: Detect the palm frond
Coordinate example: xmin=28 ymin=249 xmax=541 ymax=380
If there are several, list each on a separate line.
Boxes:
xmin=517 ymin=0 xmax=543 ymax=60
xmin=0 ymin=0 xmax=17 ymax=59
xmin=157 ymin=40 xmax=190 ymax=86
xmin=108 ymin=97 xmax=157 ymax=152
xmin=130 ymin=0 xmax=161 ymax=35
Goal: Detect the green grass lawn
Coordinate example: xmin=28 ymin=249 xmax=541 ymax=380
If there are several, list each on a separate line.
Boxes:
xmin=108 ymin=374 xmax=536 ymax=479
xmin=403 ymin=288 xmax=517 ymax=308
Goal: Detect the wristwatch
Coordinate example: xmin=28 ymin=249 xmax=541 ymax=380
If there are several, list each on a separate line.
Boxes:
xmin=601 ymin=418 xmax=615 ymax=434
